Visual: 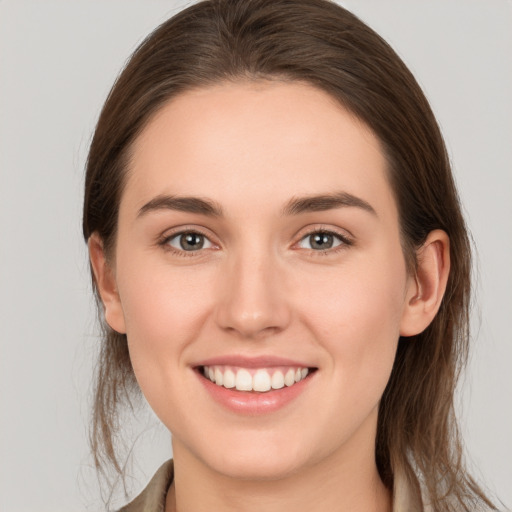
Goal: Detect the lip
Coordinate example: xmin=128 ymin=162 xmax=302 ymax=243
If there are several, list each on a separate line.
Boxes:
xmin=193 ymin=355 xmax=317 ymax=415
xmin=195 ymin=354 xmax=312 ymax=368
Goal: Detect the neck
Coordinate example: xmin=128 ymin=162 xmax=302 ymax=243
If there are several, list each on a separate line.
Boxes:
xmin=165 ymin=412 xmax=392 ymax=512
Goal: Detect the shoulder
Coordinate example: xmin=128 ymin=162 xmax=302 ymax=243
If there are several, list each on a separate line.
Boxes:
xmin=118 ymin=460 xmax=174 ymax=512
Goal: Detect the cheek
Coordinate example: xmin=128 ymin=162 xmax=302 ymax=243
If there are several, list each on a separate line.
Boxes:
xmin=299 ymin=250 xmax=406 ymax=328
xmin=295 ymin=251 xmax=407 ymax=397
xmin=119 ymin=254 xmax=211 ymax=333
xmin=115 ymin=261 xmax=221 ymax=434
xmin=115 ymin=256 xmax=214 ymax=390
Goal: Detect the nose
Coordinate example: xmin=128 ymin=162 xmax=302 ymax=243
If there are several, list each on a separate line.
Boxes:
xmin=215 ymin=249 xmax=291 ymax=339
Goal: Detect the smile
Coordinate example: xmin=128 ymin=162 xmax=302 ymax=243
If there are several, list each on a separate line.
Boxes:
xmin=195 ymin=358 xmax=317 ymax=414
xmin=202 ymin=365 xmax=310 ymax=392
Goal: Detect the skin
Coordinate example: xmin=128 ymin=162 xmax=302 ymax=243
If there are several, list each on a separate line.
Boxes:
xmin=89 ymin=80 xmax=450 ymax=512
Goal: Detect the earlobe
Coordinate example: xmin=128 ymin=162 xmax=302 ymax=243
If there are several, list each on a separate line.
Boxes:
xmin=88 ymin=233 xmax=127 ymax=334
xmin=400 ymin=230 xmax=450 ymax=337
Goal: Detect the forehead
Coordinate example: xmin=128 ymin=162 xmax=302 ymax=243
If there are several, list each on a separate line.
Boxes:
xmin=124 ymin=80 xmax=396 ymax=219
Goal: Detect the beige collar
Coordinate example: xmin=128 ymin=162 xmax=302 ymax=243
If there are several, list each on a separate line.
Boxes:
xmin=392 ymin=465 xmax=425 ymax=511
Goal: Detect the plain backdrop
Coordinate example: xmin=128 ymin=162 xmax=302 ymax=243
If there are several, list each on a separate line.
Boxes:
xmin=0 ymin=1 xmax=511 ymax=510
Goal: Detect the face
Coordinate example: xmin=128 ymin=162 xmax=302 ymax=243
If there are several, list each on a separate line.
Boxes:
xmin=103 ymin=81 xmax=418 ymax=480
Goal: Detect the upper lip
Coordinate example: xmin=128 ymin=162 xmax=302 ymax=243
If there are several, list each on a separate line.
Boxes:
xmin=193 ymin=355 xmax=315 ymax=369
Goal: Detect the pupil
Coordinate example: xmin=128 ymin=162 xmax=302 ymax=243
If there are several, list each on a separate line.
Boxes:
xmin=180 ymin=233 xmax=204 ymax=251
xmin=311 ymin=233 xmax=333 ymax=250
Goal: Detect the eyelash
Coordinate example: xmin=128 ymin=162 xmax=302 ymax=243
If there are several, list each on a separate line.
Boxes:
xmin=158 ymin=227 xmax=214 ymax=258
xmin=157 ymin=227 xmax=353 ymax=257
xmin=295 ymin=228 xmax=353 ymax=256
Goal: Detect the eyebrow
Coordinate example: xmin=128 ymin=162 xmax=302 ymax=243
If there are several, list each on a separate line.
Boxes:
xmin=137 ymin=191 xmax=376 ymax=219
xmin=137 ymin=195 xmax=224 ymax=218
xmin=282 ymin=191 xmax=377 ymax=217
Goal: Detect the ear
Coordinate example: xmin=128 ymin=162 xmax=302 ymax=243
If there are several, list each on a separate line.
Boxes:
xmin=88 ymin=232 xmax=126 ymax=334
xmin=400 ymin=229 xmax=450 ymax=337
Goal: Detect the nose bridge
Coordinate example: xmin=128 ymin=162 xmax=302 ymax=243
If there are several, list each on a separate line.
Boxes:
xmin=215 ymin=242 xmax=290 ymax=338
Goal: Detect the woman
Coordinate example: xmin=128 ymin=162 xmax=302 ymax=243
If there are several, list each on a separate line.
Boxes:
xmin=83 ymin=0 xmax=498 ymax=510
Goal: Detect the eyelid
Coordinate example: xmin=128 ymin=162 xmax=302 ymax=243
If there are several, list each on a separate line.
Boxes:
xmin=292 ymin=225 xmax=354 ymax=251
xmin=168 ymin=232 xmax=214 ymax=250
xmin=157 ymin=225 xmax=220 ymax=254
xmin=156 ymin=224 xmax=353 ymax=256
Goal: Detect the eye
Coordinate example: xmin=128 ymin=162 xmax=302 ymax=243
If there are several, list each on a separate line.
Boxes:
xmin=297 ymin=230 xmax=349 ymax=251
xmin=166 ymin=231 xmax=214 ymax=252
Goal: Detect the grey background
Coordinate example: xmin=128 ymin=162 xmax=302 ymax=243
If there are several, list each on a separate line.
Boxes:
xmin=0 ymin=1 xmax=510 ymax=510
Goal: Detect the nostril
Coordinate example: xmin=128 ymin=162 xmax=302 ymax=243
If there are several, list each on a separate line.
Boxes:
xmin=214 ymin=276 xmax=292 ymax=338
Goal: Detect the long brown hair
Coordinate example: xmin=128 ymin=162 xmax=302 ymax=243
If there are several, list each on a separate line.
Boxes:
xmin=83 ymin=0 xmax=496 ymax=509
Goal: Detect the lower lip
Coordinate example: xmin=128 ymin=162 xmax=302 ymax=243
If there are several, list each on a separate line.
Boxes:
xmin=196 ymin=369 xmax=315 ymax=415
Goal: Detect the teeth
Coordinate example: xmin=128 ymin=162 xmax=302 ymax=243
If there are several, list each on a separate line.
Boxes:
xmin=271 ymin=371 xmax=285 ymax=390
xmin=235 ymin=369 xmax=253 ymax=391
xmin=284 ymin=369 xmax=295 ymax=387
xmin=214 ymin=367 xmax=223 ymax=386
xmin=253 ymin=369 xmax=271 ymax=392
xmin=203 ymin=365 xmax=310 ymax=393
xmin=223 ymin=369 xmax=235 ymax=388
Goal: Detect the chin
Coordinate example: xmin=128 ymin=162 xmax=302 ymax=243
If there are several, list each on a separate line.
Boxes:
xmin=200 ymin=435 xmax=311 ymax=482
xmin=213 ymin=456 xmax=305 ymax=482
